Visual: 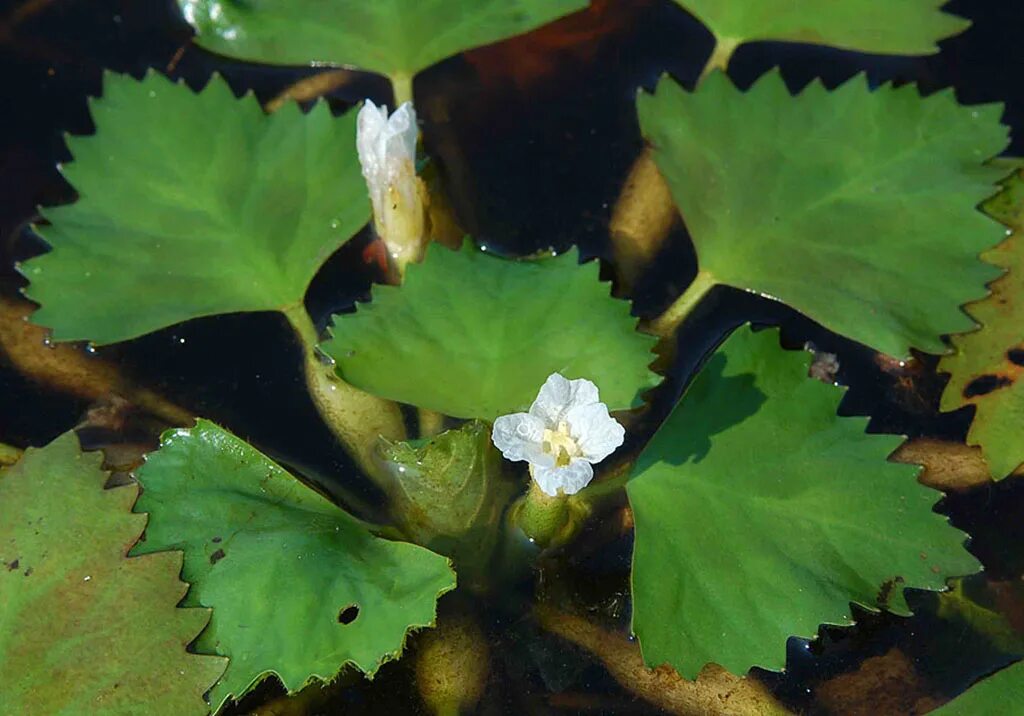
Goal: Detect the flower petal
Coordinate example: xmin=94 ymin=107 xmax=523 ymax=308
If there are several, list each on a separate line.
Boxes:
xmin=566 ymin=402 xmax=625 ymax=463
xmin=386 ymin=101 xmax=418 ymax=165
xmin=529 ymin=373 xmax=600 ymax=425
xmin=532 ymin=459 xmax=594 ymax=497
xmin=491 ymin=413 xmax=547 ymax=464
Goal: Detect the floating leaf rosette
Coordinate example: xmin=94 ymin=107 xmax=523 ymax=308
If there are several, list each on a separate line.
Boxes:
xmin=640 ymin=71 xmax=1008 ymax=359
xmin=131 ymin=420 xmax=456 ymax=708
xmin=322 ymin=242 xmax=659 ymax=419
xmin=0 ymin=432 xmax=225 ymax=715
xmin=23 ymin=71 xmax=369 ymax=344
xmin=628 ymin=327 xmax=979 ymax=678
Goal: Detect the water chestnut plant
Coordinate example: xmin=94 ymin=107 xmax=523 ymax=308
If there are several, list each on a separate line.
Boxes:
xmin=2 ymin=0 xmax=1023 ymax=714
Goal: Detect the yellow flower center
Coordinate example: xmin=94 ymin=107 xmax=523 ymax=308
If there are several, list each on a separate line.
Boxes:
xmin=542 ymin=422 xmax=581 ymax=467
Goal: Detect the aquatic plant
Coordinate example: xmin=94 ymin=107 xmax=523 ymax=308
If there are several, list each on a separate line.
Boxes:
xmin=2 ymin=0 xmax=1023 ymax=714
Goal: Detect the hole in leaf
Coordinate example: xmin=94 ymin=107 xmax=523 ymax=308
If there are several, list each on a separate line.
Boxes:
xmin=337 ymin=605 xmax=360 ymax=625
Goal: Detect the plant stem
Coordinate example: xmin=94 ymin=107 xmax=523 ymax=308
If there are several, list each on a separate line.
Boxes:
xmin=418 ymin=407 xmax=446 ymax=438
xmin=281 ymin=303 xmax=406 ymax=481
xmin=0 ymin=442 xmax=22 ymax=466
xmin=645 ymin=270 xmax=717 ymax=338
xmin=698 ymin=36 xmax=741 ymax=83
xmin=535 ymin=606 xmax=792 ymax=715
xmin=391 ymin=72 xmax=414 ymax=106
xmin=609 ymin=148 xmax=677 ymax=294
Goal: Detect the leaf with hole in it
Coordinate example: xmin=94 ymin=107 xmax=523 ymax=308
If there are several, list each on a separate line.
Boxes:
xmin=932 ymin=660 xmax=1024 ymax=715
xmin=321 ymin=242 xmax=658 ymax=420
xmin=178 ymin=0 xmax=587 ymax=81
xmin=939 ymin=170 xmax=1024 ymax=480
xmin=22 ymin=71 xmax=368 ymax=345
xmin=131 ymin=420 xmax=456 ymax=709
xmin=0 ymin=432 xmax=225 ymax=715
xmin=627 ymin=327 xmax=979 ymax=678
xmin=672 ymin=0 xmax=968 ymax=56
xmin=640 ymin=71 xmax=1008 ymax=360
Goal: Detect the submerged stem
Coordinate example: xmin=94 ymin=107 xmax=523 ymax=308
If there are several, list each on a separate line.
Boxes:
xmin=281 ymin=304 xmax=406 ymax=481
xmin=0 ymin=442 xmax=22 ymax=466
xmin=645 ymin=270 xmax=718 ymax=338
xmin=535 ymin=606 xmax=791 ymax=715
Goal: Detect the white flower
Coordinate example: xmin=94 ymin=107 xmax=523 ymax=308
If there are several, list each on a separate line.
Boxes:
xmin=355 ymin=99 xmax=425 ymax=270
xmin=492 ymin=374 xmax=625 ymax=497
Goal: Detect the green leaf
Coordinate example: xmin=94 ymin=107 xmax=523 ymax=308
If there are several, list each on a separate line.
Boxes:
xmin=673 ymin=0 xmax=968 ymax=55
xmin=131 ymin=420 xmax=456 ymax=708
xmin=0 ymin=432 xmax=225 ymax=715
xmin=23 ymin=71 xmax=369 ymax=345
xmin=639 ymin=71 xmax=1008 ymax=359
xmin=627 ymin=326 xmax=979 ymax=678
xmin=178 ymin=0 xmax=587 ymax=80
xmin=322 ymin=242 xmax=658 ymax=419
xmin=939 ymin=169 xmax=1024 ymax=479
xmin=932 ymin=660 xmax=1024 ymax=715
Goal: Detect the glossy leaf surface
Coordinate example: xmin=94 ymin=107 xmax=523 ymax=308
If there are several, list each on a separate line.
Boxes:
xmin=673 ymin=0 xmax=968 ymax=55
xmin=132 ymin=420 xmax=456 ymax=708
xmin=640 ymin=71 xmax=1008 ymax=359
xmin=628 ymin=327 xmax=979 ymax=677
xmin=24 ymin=71 xmax=369 ymax=344
xmin=0 ymin=433 xmax=225 ymax=715
xmin=179 ymin=0 xmax=587 ymax=79
xmin=323 ymin=242 xmax=658 ymax=419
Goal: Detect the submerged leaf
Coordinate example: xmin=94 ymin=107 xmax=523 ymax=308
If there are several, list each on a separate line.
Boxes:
xmin=672 ymin=0 xmax=968 ymax=55
xmin=628 ymin=327 xmax=979 ymax=678
xmin=379 ymin=421 xmax=517 ymax=577
xmin=940 ymin=169 xmax=1024 ymax=479
xmin=640 ymin=71 xmax=1008 ymax=359
xmin=322 ymin=242 xmax=658 ymax=419
xmin=932 ymin=660 xmax=1024 ymax=714
xmin=131 ymin=420 xmax=456 ymax=709
xmin=0 ymin=432 xmax=225 ymax=715
xmin=24 ymin=71 xmax=369 ymax=345
xmin=178 ymin=0 xmax=587 ymax=80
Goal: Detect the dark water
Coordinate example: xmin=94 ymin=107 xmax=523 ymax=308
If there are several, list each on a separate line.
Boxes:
xmin=2 ymin=0 xmax=1024 ymax=714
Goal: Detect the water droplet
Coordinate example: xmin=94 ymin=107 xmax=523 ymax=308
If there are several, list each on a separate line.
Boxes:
xmin=83 ymin=575 xmax=91 ymax=582
xmin=330 ymin=219 xmax=340 ymax=229
xmin=178 ymin=337 xmax=186 ymax=344
xmin=85 ymin=345 xmax=97 ymax=355
xmin=148 ymin=90 xmax=156 ymax=99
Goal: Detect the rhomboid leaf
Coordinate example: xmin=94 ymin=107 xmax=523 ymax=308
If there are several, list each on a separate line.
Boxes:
xmin=23 ymin=70 xmax=369 ymax=345
xmin=940 ymin=169 xmax=1024 ymax=480
xmin=131 ymin=420 xmax=456 ymax=709
xmin=0 ymin=432 xmax=225 ymax=715
xmin=627 ymin=327 xmax=979 ymax=678
xmin=672 ymin=0 xmax=968 ymax=56
xmin=178 ymin=0 xmax=587 ymax=82
xmin=640 ymin=70 xmax=1008 ymax=359
xmin=321 ymin=241 xmax=659 ymax=419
